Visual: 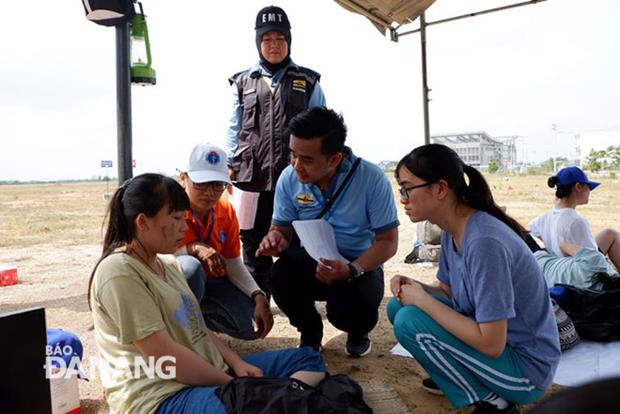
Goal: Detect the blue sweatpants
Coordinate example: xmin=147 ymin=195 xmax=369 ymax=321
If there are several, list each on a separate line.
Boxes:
xmin=155 ymin=347 xmax=325 ymax=414
xmin=387 ymin=297 xmax=544 ymax=409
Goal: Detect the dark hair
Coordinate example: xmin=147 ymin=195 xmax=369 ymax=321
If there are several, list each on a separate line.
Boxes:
xmin=395 ymin=144 xmax=527 ymax=237
xmin=288 ymin=107 xmax=347 ymax=156
xmin=87 ymin=173 xmax=189 ymax=306
xmin=547 ymin=175 xmax=573 ymax=199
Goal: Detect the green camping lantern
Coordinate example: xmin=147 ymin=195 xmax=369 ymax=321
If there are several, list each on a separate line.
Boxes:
xmin=130 ymin=4 xmax=156 ymax=85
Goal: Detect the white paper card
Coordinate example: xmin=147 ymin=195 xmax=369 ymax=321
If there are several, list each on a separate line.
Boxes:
xmin=229 ymin=187 xmax=259 ymax=230
xmin=292 ymin=219 xmax=347 ymax=263
xmin=391 ymin=343 xmax=413 ymax=358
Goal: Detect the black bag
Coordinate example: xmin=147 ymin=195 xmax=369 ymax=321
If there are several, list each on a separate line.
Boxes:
xmin=215 ymin=374 xmax=373 ymax=414
xmin=81 ymin=0 xmax=135 ymax=26
xmin=554 ymin=283 xmax=620 ymax=342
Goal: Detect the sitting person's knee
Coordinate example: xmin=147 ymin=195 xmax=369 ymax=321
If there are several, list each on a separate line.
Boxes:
xmin=387 ymin=297 xmax=402 ymax=324
xmin=178 ymin=255 xmax=203 ymax=275
xmin=392 ymin=305 xmax=426 ymax=341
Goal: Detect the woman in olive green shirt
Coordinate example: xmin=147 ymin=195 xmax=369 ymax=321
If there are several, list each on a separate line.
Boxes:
xmin=89 ymin=173 xmax=325 ymax=414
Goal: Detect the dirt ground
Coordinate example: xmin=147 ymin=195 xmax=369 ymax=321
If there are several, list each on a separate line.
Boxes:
xmin=2 ymin=175 xmax=619 ymax=413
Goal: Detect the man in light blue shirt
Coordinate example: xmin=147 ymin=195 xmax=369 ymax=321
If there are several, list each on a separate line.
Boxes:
xmin=256 ymin=107 xmax=399 ymax=357
xmin=225 ymin=6 xmax=326 ymax=296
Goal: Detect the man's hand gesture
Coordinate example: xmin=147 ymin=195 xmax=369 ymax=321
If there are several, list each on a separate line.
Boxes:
xmin=255 ymin=230 xmax=289 ymax=257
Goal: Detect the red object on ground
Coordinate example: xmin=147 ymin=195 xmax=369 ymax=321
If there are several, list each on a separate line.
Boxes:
xmin=0 ymin=265 xmax=18 ymax=286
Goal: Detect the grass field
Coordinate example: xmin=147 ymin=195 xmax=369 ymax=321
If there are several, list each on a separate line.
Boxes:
xmin=0 ymin=182 xmax=113 ymax=249
xmin=2 ymin=174 xmax=618 ymax=249
xmin=1 ymin=173 xmax=619 ymax=413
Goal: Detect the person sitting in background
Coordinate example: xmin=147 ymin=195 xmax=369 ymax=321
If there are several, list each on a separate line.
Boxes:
xmin=176 ymin=143 xmax=273 ymax=340
xmin=532 ymin=243 xmax=618 ymax=290
xmin=89 ymin=173 xmax=325 ymax=414
xmin=529 ymin=166 xmax=619 ymax=271
xmin=389 ymin=144 xmax=560 ymax=414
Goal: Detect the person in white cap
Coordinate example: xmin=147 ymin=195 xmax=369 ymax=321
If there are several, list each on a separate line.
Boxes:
xmin=175 ymin=143 xmax=273 ymax=340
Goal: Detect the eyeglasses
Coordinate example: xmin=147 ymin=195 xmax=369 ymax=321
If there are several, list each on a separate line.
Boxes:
xmin=398 ymin=182 xmax=434 ymax=200
xmin=191 ymin=181 xmax=226 ymax=193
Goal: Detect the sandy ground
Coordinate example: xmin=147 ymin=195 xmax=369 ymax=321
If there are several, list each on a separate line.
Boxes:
xmin=0 ymin=202 xmax=565 ymax=414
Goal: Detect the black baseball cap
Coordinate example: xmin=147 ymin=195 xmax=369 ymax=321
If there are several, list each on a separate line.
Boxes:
xmin=255 ymin=6 xmax=291 ymax=37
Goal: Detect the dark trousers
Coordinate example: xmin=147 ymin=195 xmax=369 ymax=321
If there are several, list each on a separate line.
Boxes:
xmin=270 ymin=245 xmax=384 ymax=348
xmin=240 ymin=190 xmax=274 ymax=294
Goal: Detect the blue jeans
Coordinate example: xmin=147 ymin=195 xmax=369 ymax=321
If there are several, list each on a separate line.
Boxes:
xmin=178 ymin=255 xmax=258 ymax=340
xmin=155 ymin=347 xmax=325 ymax=414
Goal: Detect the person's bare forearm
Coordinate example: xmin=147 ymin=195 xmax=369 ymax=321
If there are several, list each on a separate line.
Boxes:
xmin=417 ymin=281 xmax=450 ymax=298
xmin=416 ymin=295 xmax=506 ymax=358
xmin=269 ymin=224 xmax=294 ymax=241
xmin=134 ymin=330 xmax=231 ymax=386
xmin=171 ymin=342 xmax=232 ymax=386
xmin=208 ymin=331 xmax=243 ymax=368
xmin=354 ymin=227 xmax=398 ymax=271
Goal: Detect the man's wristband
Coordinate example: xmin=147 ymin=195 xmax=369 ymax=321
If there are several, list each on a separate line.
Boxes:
xmin=347 ymin=261 xmax=364 ymax=280
xmin=250 ymin=289 xmax=267 ymax=302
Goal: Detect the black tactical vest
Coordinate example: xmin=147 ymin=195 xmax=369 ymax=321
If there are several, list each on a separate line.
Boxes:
xmin=229 ymin=65 xmax=320 ymax=192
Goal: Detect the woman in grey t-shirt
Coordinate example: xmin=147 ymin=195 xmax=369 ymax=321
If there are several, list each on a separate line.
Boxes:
xmin=388 ymin=144 xmax=560 ymax=414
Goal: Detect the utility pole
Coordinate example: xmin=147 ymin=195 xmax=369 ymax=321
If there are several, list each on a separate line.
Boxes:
xmin=552 ymin=123 xmax=558 ymax=172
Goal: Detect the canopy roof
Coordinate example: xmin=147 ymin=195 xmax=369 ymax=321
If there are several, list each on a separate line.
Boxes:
xmin=334 ymin=0 xmax=436 ymax=34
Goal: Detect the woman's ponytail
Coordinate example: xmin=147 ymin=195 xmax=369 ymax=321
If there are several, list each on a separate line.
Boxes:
xmin=396 ymin=144 xmax=528 ymax=239
xmin=88 ymin=185 xmax=131 ymax=307
xmin=461 ymin=164 xmax=527 ymax=237
xmin=547 ymin=174 xmax=572 ymax=199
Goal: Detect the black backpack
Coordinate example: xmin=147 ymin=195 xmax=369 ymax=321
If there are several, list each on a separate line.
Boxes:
xmin=215 ymin=373 xmax=373 ymax=414
xmin=553 ymin=281 xmax=620 ymax=342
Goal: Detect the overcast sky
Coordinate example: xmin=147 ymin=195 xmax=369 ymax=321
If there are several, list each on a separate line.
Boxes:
xmin=1 ymin=0 xmax=619 ymax=181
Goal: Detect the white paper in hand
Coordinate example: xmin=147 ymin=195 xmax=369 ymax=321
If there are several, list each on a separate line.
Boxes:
xmin=229 ymin=187 xmax=259 ymax=230
xmin=292 ymin=219 xmax=347 ymax=263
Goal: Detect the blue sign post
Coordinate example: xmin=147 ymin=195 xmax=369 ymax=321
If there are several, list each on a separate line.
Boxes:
xmin=101 ymin=160 xmax=113 ymax=194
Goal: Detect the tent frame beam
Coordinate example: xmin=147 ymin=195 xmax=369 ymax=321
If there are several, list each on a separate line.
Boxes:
xmin=389 ymin=0 xmax=547 ymax=144
xmin=396 ymin=0 xmax=547 ymax=38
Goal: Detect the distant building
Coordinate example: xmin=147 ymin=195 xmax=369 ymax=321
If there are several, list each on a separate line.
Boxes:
xmin=431 ymin=131 xmax=518 ymax=171
xmin=378 ymin=160 xmax=398 ymax=172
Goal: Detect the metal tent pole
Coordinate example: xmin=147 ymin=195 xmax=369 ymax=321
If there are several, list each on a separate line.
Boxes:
xmin=116 ymin=22 xmax=133 ymax=184
xmin=420 ymin=12 xmax=430 ymax=145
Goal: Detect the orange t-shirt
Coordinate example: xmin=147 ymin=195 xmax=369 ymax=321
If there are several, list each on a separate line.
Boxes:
xmin=178 ymin=198 xmax=241 ymax=278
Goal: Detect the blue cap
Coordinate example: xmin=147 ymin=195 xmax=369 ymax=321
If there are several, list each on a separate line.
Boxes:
xmin=556 ymin=166 xmax=600 ymax=190
xmin=47 ymin=328 xmax=88 ymax=380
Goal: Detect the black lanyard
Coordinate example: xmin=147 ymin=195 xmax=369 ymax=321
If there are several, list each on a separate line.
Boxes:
xmin=317 ymin=157 xmax=361 ymax=219
xmin=191 ymin=208 xmax=215 ymax=244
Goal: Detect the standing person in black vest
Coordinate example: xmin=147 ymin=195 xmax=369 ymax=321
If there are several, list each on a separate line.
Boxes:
xmin=225 ymin=5 xmax=326 ymax=294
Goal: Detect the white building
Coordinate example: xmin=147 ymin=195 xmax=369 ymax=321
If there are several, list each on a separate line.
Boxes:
xmin=431 ymin=132 xmax=518 ymax=170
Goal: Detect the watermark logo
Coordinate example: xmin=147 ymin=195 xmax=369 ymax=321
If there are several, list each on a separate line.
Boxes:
xmin=44 ymin=345 xmax=176 ymax=380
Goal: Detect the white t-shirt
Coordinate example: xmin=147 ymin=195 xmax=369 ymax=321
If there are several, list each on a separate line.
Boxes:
xmin=529 ymin=208 xmax=598 ymax=257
